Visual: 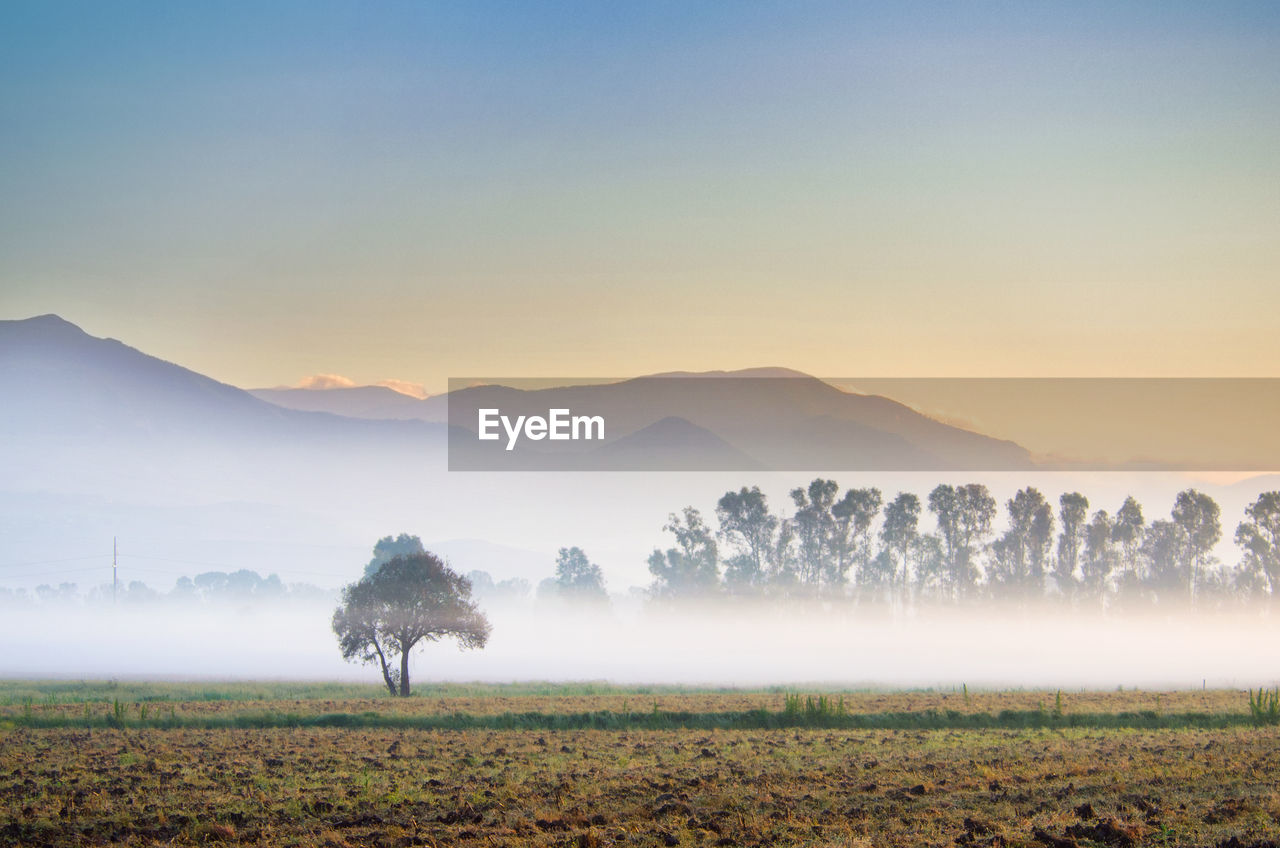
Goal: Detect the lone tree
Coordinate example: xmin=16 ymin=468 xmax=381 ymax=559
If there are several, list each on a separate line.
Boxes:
xmin=333 ymin=552 xmax=491 ymax=696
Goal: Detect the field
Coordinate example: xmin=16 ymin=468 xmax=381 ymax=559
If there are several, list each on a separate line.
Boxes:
xmin=2 ymin=682 xmax=1279 ymax=847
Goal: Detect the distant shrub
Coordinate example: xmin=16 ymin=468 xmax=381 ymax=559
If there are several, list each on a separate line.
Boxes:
xmin=783 ymin=693 xmax=847 ymax=723
xmin=1248 ymin=687 xmax=1280 ymax=725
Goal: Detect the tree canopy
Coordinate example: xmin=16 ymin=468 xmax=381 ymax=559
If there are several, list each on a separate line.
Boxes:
xmin=548 ymin=546 xmax=609 ymax=605
xmin=648 ymin=507 xmax=720 ymax=600
xmin=334 ymin=552 xmax=490 ymax=696
xmin=364 ymin=533 xmax=426 ymax=577
xmin=638 ymin=479 xmax=1275 ymax=612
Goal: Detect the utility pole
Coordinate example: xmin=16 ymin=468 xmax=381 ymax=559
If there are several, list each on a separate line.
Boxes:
xmin=113 ymin=537 xmax=118 ymax=605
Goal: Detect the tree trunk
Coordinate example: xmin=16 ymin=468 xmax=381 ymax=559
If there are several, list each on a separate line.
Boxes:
xmin=372 ymin=640 xmax=396 ymax=697
xmin=399 ymin=644 xmax=411 ymax=697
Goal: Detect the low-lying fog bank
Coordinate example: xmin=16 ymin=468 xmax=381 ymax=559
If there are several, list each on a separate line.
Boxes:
xmin=2 ymin=601 xmax=1276 ymax=690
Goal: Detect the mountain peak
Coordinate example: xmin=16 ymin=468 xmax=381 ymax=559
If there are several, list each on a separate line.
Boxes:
xmin=637 ymin=366 xmax=818 ymax=380
xmin=2 ymin=313 xmax=88 ymax=335
xmin=19 ymin=313 xmax=76 ymax=324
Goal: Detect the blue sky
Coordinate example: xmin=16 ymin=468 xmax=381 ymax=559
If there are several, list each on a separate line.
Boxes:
xmin=2 ymin=2 xmax=1278 ymax=390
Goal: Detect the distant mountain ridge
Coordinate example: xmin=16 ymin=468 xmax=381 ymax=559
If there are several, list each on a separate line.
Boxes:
xmin=0 ymin=314 xmax=440 ymax=445
xmin=250 ymin=385 xmax=433 ymax=421
xmin=1 ymin=314 xmax=1031 ymax=470
xmin=439 ymin=372 xmax=1033 ymax=471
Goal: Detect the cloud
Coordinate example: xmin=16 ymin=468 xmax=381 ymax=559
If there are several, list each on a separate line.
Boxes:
xmin=296 ymin=374 xmax=357 ymax=390
xmin=375 ymin=379 xmax=429 ymax=399
xmin=292 ymin=374 xmax=428 ymax=398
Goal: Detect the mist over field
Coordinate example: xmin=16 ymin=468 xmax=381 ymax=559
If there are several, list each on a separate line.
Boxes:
xmin=3 ymin=464 xmax=1274 ymax=592
xmin=2 ymin=598 xmax=1276 ymax=690
xmin=4 ymin=317 xmax=1280 ymax=693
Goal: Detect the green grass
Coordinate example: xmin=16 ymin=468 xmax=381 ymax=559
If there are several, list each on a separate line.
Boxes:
xmin=0 ymin=705 xmax=1257 ymax=732
xmin=0 ymin=678 xmax=970 ymax=704
xmin=1248 ymin=686 xmax=1280 ymax=725
xmin=0 ymin=679 xmax=389 ymax=704
xmin=782 ymin=692 xmax=848 ymax=721
xmin=2 ymin=680 xmax=1268 ymax=734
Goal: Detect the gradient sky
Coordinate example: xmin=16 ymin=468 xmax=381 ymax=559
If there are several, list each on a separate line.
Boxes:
xmin=2 ymin=2 xmax=1278 ymax=392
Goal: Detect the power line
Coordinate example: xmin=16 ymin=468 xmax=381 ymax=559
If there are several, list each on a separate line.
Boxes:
xmin=0 ymin=555 xmax=104 ymax=570
xmin=127 ymin=553 xmax=262 ymax=569
xmin=0 ymin=566 xmax=106 ymax=580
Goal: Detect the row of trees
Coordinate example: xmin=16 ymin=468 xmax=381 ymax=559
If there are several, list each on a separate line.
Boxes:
xmin=0 ymin=570 xmax=332 ymax=608
xmin=327 ymin=483 xmax=1280 ymax=694
xmin=645 ymin=481 xmax=1280 ymax=609
xmin=328 ymin=488 xmax=1280 ymax=694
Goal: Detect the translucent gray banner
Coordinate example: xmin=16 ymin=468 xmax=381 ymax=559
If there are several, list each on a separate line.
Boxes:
xmin=446 ymin=375 xmax=1280 ymax=471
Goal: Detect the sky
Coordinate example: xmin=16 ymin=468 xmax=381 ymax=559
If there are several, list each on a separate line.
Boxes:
xmin=2 ymin=1 xmax=1279 ymax=393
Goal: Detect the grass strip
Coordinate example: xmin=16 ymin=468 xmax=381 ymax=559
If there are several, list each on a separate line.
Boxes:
xmin=0 ymin=679 xmax=877 ymax=704
xmin=1 ymin=707 xmax=1267 ymax=732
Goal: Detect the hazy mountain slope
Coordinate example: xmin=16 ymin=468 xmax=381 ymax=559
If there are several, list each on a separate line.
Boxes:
xmin=0 ymin=314 xmax=290 ymax=438
xmin=442 ymin=371 xmax=1031 ymax=470
xmin=0 ymin=314 xmax=439 ymax=444
xmin=590 ymin=416 xmax=764 ymax=470
xmin=0 ymin=315 xmax=1261 ymax=593
xmin=0 ymin=315 xmax=447 ymax=514
xmin=250 ymin=385 xmax=432 ymax=421
xmin=2 ymin=315 xmax=1030 ymax=472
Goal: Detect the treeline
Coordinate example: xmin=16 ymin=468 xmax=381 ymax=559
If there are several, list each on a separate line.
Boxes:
xmin=643 ymin=481 xmax=1280 ymax=609
xmin=0 ymin=569 xmax=332 ymax=608
xmin=364 ymin=533 xmax=532 ymax=605
xmin=365 ymin=534 xmax=614 ymax=608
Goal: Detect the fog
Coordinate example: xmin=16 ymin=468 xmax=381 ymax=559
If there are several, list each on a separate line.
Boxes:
xmin=3 ymin=467 xmax=1274 ymax=593
xmin=2 ymin=600 xmax=1276 ymax=690
xmin=6 ymin=398 xmax=1280 ymax=690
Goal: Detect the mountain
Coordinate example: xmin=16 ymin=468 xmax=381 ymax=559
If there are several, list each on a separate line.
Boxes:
xmin=590 ymin=416 xmax=766 ymax=471
xmin=1 ymin=315 xmax=1030 ymax=472
xmin=440 ymin=370 xmax=1033 ymax=471
xmin=0 ymin=314 xmax=449 ymax=513
xmin=0 ymin=314 xmax=437 ymax=445
xmin=0 ymin=314 xmax=284 ymax=438
xmin=250 ymin=385 xmax=433 ymax=421
xmin=446 ymin=409 xmax=768 ymax=471
xmin=4 ymin=314 xmax=1262 ymax=594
